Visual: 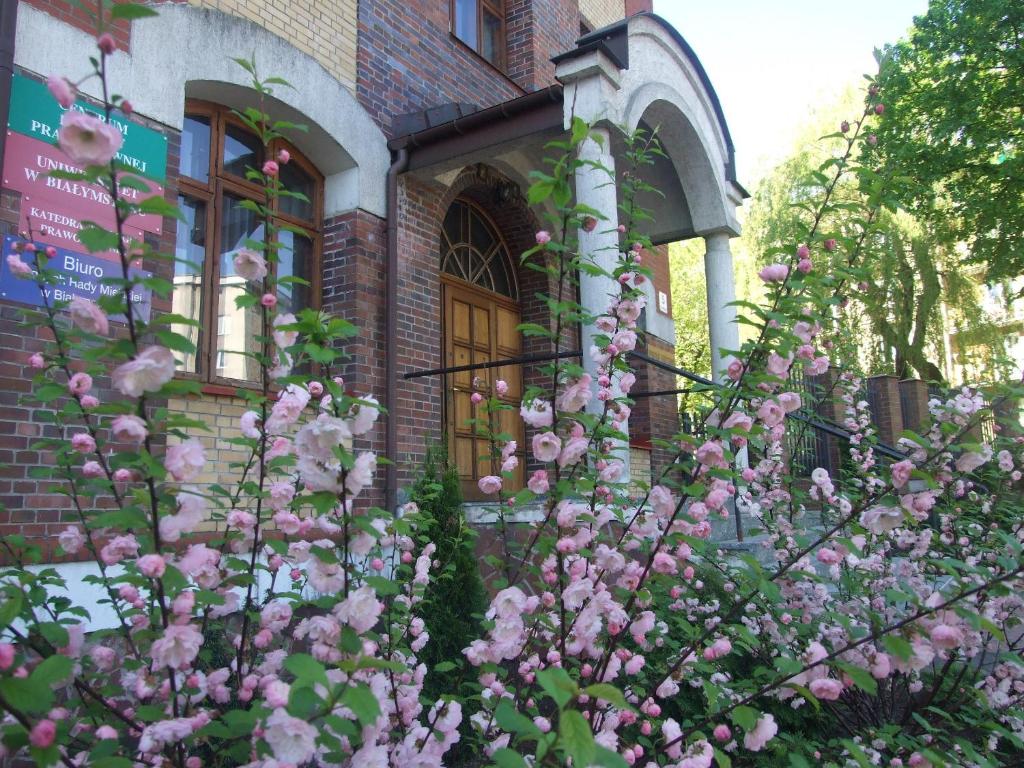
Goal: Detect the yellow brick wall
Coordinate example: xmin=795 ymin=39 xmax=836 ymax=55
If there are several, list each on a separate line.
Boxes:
xmin=187 ymin=0 xmax=358 ymax=92
xmin=629 ymin=445 xmax=652 ymax=497
xmin=579 ymin=0 xmax=625 ymax=30
xmin=168 ymin=392 xmax=254 ymax=531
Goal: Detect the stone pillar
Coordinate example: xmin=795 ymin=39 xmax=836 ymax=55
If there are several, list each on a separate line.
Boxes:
xmin=899 ymin=379 xmax=930 ymax=434
xmin=575 ymin=127 xmax=629 ymax=475
xmin=703 ymin=231 xmax=739 ymax=382
xmin=867 ymin=374 xmax=904 ymax=447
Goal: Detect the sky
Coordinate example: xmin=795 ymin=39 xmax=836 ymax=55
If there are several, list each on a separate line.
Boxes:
xmin=655 ymin=0 xmax=929 ymax=187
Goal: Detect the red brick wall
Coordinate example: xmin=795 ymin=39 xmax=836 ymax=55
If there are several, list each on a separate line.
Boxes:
xmin=649 ymin=242 xmax=672 ymax=318
xmin=19 ymin=0 xmax=133 ymax=51
xmin=506 ymin=0 xmax=580 ymax=90
xmin=624 ymin=0 xmax=651 ymax=15
xmin=629 ymin=336 xmax=678 ymax=477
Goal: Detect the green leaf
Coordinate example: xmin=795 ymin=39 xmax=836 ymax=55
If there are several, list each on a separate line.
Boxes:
xmin=31 ymin=655 xmax=73 ymax=688
xmin=536 ymin=666 xmax=576 ymax=709
xmin=342 ymin=683 xmax=381 ymax=726
xmin=583 ymin=683 xmax=629 ymax=710
xmin=284 ymin=653 xmax=329 ymax=686
xmin=491 ymin=748 xmax=528 ymax=768
xmin=882 ymin=634 xmax=913 ymax=661
xmin=559 ymin=710 xmax=595 ymax=768
xmin=837 ymin=662 xmax=878 ymax=695
xmin=495 ymin=699 xmax=542 ymax=738
xmin=730 ymin=705 xmax=759 ymax=730
xmin=0 ymin=589 xmax=23 ymax=629
xmin=110 ymin=3 xmax=160 ymax=20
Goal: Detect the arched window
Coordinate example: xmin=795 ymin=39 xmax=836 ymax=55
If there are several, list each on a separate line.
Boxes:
xmin=172 ymin=100 xmax=323 ymax=385
xmin=440 ymin=198 xmax=517 ymax=299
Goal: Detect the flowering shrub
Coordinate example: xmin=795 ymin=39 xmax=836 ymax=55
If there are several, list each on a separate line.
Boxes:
xmin=0 ymin=4 xmax=1022 ymax=767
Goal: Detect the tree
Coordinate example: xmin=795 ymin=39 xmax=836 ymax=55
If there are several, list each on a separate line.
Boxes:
xmin=874 ymin=0 xmax=1024 ymax=283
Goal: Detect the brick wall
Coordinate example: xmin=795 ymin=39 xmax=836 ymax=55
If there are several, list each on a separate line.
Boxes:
xmin=648 ymin=242 xmax=672 ymax=319
xmin=578 ymin=0 xmax=624 ymax=29
xmin=628 ymin=336 xmax=678 ymax=478
xmin=19 ymin=0 xmax=132 ymax=50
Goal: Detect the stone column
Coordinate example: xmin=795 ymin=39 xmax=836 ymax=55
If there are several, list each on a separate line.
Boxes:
xmin=867 ymin=374 xmax=904 ymax=447
xmin=575 ymin=127 xmax=629 ymax=475
xmin=703 ymin=231 xmax=739 ymax=382
xmin=899 ymin=378 xmax=930 ymax=434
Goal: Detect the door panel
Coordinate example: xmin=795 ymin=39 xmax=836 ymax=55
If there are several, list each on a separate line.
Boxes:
xmin=443 ymin=278 xmax=524 ymax=500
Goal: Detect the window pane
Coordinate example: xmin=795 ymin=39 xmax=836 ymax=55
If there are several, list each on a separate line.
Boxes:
xmin=278 ymin=160 xmax=315 ymax=221
xmin=454 ymin=0 xmax=478 ymax=50
xmin=277 ymin=229 xmax=312 ymax=316
xmin=180 ymin=115 xmax=211 ymax=183
xmin=217 ymin=194 xmax=264 ymax=382
xmin=172 ymin=195 xmax=207 ymax=374
xmin=482 ymin=9 xmax=502 ymax=66
xmin=223 ymin=123 xmax=263 ymax=178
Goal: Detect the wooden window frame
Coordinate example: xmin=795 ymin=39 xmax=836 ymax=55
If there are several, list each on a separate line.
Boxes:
xmin=450 ymin=0 xmax=506 ymax=71
xmin=176 ymin=99 xmax=324 ymax=390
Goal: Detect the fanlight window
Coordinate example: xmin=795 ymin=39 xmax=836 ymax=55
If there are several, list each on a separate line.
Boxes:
xmin=440 ymin=199 xmax=517 ymax=299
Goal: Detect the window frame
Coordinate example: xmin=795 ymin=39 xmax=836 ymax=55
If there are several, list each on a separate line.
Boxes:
xmin=176 ymin=99 xmax=324 ymax=389
xmin=450 ymin=0 xmax=506 ymax=71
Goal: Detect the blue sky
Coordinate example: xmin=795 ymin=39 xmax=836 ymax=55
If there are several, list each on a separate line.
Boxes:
xmin=655 ymin=0 xmax=929 ymax=186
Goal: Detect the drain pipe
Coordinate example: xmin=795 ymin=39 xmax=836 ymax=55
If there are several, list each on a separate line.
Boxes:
xmin=0 ymin=0 xmax=17 ymax=166
xmin=385 ymin=147 xmax=408 ymax=513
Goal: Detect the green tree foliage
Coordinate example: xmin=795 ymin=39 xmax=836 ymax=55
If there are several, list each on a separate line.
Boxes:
xmin=874 ymin=0 xmax=1024 ymax=283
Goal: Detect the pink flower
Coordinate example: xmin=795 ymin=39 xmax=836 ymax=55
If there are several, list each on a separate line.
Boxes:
xmin=557 ymin=374 xmax=593 ymax=413
xmin=28 ymin=352 xmax=45 ymax=369
xmin=58 ymin=110 xmax=123 ymax=167
xmin=261 ymin=601 xmax=293 ymax=632
xmin=859 ymin=505 xmax=903 ymax=534
xmin=758 ymin=263 xmax=789 ymax=283
xmin=82 ymin=460 xmax=104 ymax=478
xmin=347 ymin=395 xmax=380 ymax=436
xmin=111 ymin=414 xmax=148 ymax=445
xmin=816 ymin=548 xmax=841 ymax=565
xmin=68 ymin=372 xmax=92 ymax=395
xmin=100 ymin=534 xmax=138 ymax=565
xmin=46 ymin=75 xmax=76 ymax=108
xmin=495 ymin=379 xmax=509 ymax=396
xmin=137 ymin=554 xmax=166 ymax=578
xmin=232 ymin=248 xmax=267 ymax=281
xmin=558 ymin=436 xmax=588 ymax=467
xmin=261 ymin=293 xmax=277 ymax=308
xmin=96 ymin=725 xmax=117 ymax=739
xmin=527 ymin=470 xmax=549 ymax=494
xmin=0 ymin=643 xmax=14 ymax=670
xmin=97 ymin=32 xmax=116 ymax=55
xmin=809 ymin=677 xmax=844 ymax=701
xmin=713 ymin=724 xmax=731 ymax=742
xmin=652 ymin=551 xmax=677 ymax=575
xmin=874 ymin=103 xmax=885 ymax=115
xmin=777 ymin=391 xmax=801 ymax=412
xmin=478 ymin=475 xmax=502 ymax=495
xmin=120 ymin=100 xmax=133 ymax=116
xmin=766 ymin=352 xmax=793 ymax=378
xmin=532 ymin=431 xmax=562 ymax=463
xmin=112 ymin=345 xmax=176 ymax=397
xmin=79 ymin=395 xmax=99 ymax=408
xmin=535 ymin=230 xmax=551 ymax=245
xmin=695 ymin=441 xmax=725 ymax=468
xmin=6 ymin=254 xmax=32 ymax=277
xmin=726 ymin=359 xmax=743 ymax=380
xmin=619 ymin=371 xmax=636 ymax=393
xmin=333 ymin=585 xmax=382 ymax=634
xmin=69 ymin=296 xmax=109 ymax=335
xmin=345 ymin=451 xmax=377 ymax=497
xmin=164 ymin=438 xmax=206 ymax=482
xmin=955 ymin=447 xmax=991 ymax=473
xmin=113 ymin=468 xmax=133 ymax=483
xmin=824 ymin=238 xmax=837 ymax=252
xmin=30 ymin=719 xmax=56 ymax=748
xmin=930 ymin=623 xmax=963 ymax=649
xmin=892 ymin=459 xmax=914 ymax=488
xmin=520 ymin=399 xmax=553 ymax=428
xmin=756 ymin=401 xmax=785 ymax=428
xmin=70 ymin=432 xmax=96 ymax=453
xmin=262 ymin=160 xmax=279 ymax=176
xmin=277 ymin=148 xmax=291 ymax=164
xmin=615 ymin=297 xmax=645 ymax=325
xmin=264 ymin=708 xmax=318 ymax=765
xmin=743 ymin=714 xmax=777 ymax=752
xmin=151 ymin=623 xmax=203 ymax=670
xmin=471 ymin=392 xmax=483 ymax=405
xmin=58 ymin=526 xmax=86 ymax=554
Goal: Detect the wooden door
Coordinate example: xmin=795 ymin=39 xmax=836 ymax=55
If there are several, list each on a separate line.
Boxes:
xmin=442 ymin=278 xmax=524 ymax=500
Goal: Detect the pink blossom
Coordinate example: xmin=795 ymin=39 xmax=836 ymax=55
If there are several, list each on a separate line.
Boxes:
xmin=955 ymin=447 xmax=991 ymax=473
xmin=70 ymin=432 xmax=96 ymax=453
xmin=816 ymin=547 xmax=841 ymax=565
xmin=261 ymin=293 xmax=277 ymax=308
xmin=743 ymin=714 xmax=777 ymax=752
xmin=232 ymin=249 xmax=267 ymax=281
xmin=333 ymin=585 xmax=382 ymax=634
xmin=809 ymin=677 xmax=844 ymax=701
xmin=82 ymin=460 xmax=104 ymax=478
xmin=495 ymin=379 xmax=509 ymax=396
xmin=68 ymin=372 xmax=92 ymax=395
xmin=758 ymin=263 xmax=789 ymax=283
xmin=30 ymin=719 xmax=56 ymax=748
xmin=28 ymin=352 xmax=45 ymax=369
xmin=532 ymin=431 xmax=562 ymax=462
xmin=6 ymin=254 xmax=32 ymax=277
xmin=527 ymin=470 xmax=549 ymax=494
xmin=471 ymin=392 xmax=483 ymax=405
xmin=757 ymin=400 xmax=785 ymax=428
xmin=264 ymin=708 xmax=318 ymax=764
xmin=58 ymin=110 xmax=123 ymax=167
xmin=111 ymin=414 xmax=148 ymax=444
xmin=892 ymin=459 xmax=914 ymax=488
xmin=726 ymin=359 xmax=744 ymax=380
xmin=713 ymin=724 xmax=731 ymax=742
xmin=347 ymin=395 xmax=380 ymax=435
xmin=652 ymin=551 xmax=677 ymax=575
xmin=345 ymin=451 xmax=377 ymax=497
xmin=79 ymin=394 xmax=99 ymax=408
xmin=137 ymin=554 xmax=166 ymax=578
xmin=261 ymin=601 xmax=293 ymax=632
xmin=99 ymin=534 xmax=139 ymax=565
xmin=478 ymin=475 xmax=502 ymax=495
xmin=860 ymin=505 xmax=903 ymax=534
xmin=97 ymin=32 xmax=115 ymax=54
xmin=69 ymin=296 xmax=109 ymax=335
xmin=262 ymin=160 xmax=279 ymax=176
xmin=150 ymin=623 xmax=203 ymax=670
xmin=778 ymin=391 xmax=801 ymax=412
xmin=520 ymin=398 xmax=553 ymax=428
xmin=96 ymin=725 xmax=117 ymax=739
xmin=272 ymin=312 xmax=299 ymax=349
xmin=695 ymin=441 xmax=725 ymax=468
xmin=112 ymin=345 xmax=176 ymax=397
xmin=824 ymin=238 xmax=837 ymax=251
xmin=58 ymin=526 xmax=86 ymax=554
xmin=164 ymin=438 xmax=206 ymax=482
xmin=535 ymin=230 xmax=551 ymax=245
xmin=558 ymin=436 xmax=588 ymax=467
xmin=766 ymin=352 xmax=793 ymax=378
xmin=46 ymin=75 xmax=76 ymax=108
xmin=619 ymin=371 xmax=636 ymax=393
xmin=0 ymin=643 xmax=13 ymax=670
xmin=615 ymin=296 xmax=645 ymax=325
xmin=930 ymin=623 xmax=964 ymax=649
xmin=277 ymin=148 xmax=291 ymax=164
xmin=557 ymin=374 xmax=593 ymax=413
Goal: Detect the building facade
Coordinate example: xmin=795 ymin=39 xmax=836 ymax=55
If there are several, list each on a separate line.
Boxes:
xmin=0 ymin=0 xmax=745 ymax=568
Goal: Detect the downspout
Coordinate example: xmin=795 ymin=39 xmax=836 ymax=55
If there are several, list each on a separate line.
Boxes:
xmin=385 ymin=147 xmax=409 ymax=513
xmin=0 ymin=0 xmax=18 ymax=166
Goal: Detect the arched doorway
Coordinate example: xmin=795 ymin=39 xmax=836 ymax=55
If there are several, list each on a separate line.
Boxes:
xmin=440 ymin=198 xmax=525 ymax=500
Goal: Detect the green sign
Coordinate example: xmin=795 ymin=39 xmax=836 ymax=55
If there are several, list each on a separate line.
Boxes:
xmin=8 ymin=73 xmax=167 ymax=182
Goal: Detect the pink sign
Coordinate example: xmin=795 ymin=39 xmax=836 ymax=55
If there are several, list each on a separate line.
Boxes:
xmin=2 ymin=131 xmax=164 ymax=235
xmin=19 ymin=194 xmax=148 ymax=257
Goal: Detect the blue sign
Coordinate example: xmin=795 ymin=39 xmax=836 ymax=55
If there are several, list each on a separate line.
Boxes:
xmin=0 ymin=236 xmax=152 ymax=323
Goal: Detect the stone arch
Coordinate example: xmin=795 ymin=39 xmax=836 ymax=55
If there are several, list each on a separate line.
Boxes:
xmin=13 ymin=3 xmax=389 ymax=217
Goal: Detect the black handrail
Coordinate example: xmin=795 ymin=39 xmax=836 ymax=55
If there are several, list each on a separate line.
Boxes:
xmin=402 ymin=349 xmax=583 ymax=380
